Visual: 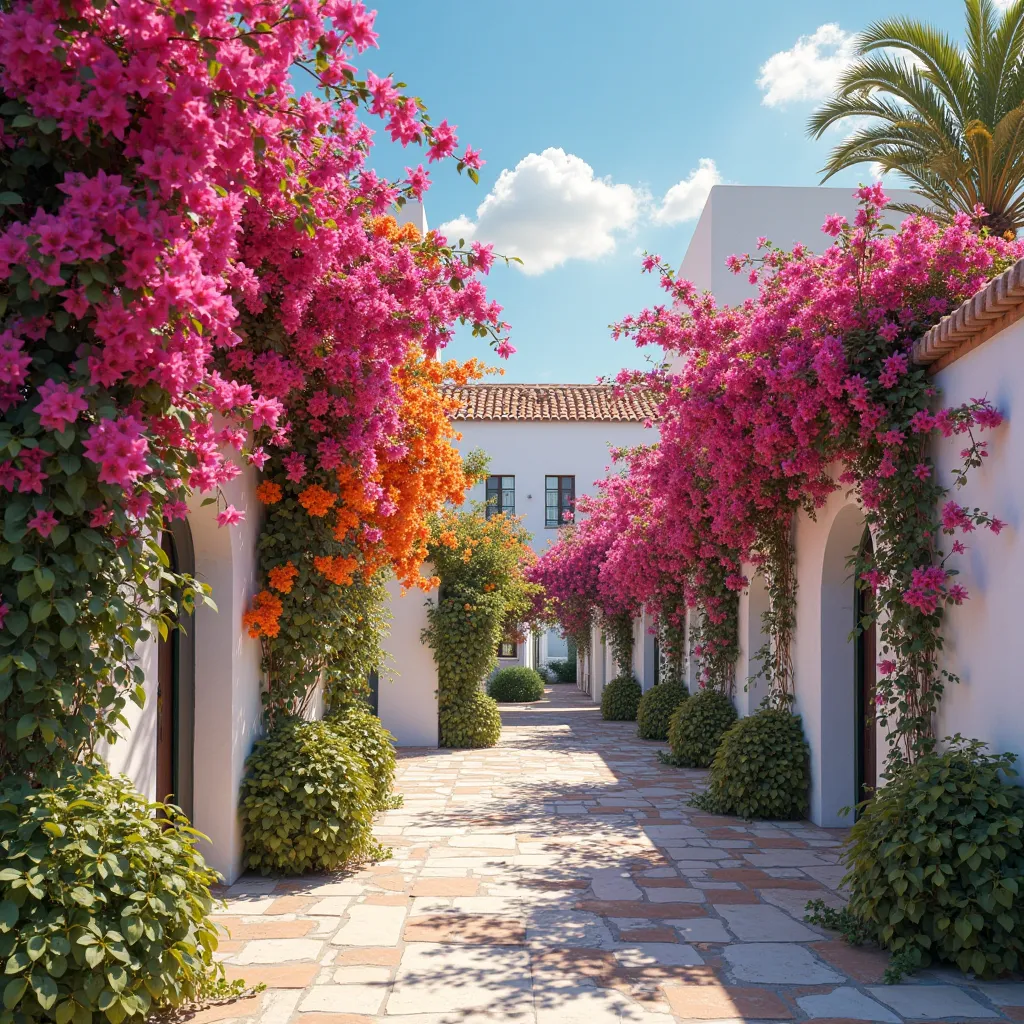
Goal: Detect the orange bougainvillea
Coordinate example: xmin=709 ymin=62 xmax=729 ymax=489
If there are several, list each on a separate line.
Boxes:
xmin=369 ymin=214 xmax=422 ymax=245
xmin=256 ymin=480 xmax=283 ymax=504
xmin=243 ymin=590 xmax=283 ymax=639
xmin=298 ymin=483 xmax=338 ymax=518
xmin=268 ymin=561 xmax=299 ymax=594
xmin=313 ymin=554 xmax=359 ymax=586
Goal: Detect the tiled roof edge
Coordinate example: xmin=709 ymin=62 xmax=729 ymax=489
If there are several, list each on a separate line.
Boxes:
xmin=913 ymin=258 xmax=1024 ymax=373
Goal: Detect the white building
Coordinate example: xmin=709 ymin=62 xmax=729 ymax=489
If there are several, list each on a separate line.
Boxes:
xmin=675 ymin=185 xmax=1024 ymax=827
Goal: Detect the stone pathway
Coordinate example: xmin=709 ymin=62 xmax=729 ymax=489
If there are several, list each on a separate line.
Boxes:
xmin=207 ymin=686 xmax=1024 ymax=1024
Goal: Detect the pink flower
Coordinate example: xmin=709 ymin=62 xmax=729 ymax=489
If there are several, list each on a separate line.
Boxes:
xmin=878 ymin=660 xmax=897 ymax=676
xmin=989 ymin=518 xmax=1006 ymax=535
xmin=34 ymin=380 xmax=88 ymax=432
xmin=89 ymin=506 xmax=114 ymax=528
xmin=0 ymin=601 xmax=8 ymax=629
xmin=27 ymin=508 xmax=58 ymax=538
xmin=912 ymin=463 xmax=931 ymax=481
xmin=216 ymin=505 xmax=244 ymax=527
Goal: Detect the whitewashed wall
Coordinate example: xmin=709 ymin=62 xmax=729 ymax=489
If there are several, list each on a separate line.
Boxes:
xmin=930 ymin=318 xmax=1024 ymax=763
xmin=379 ymin=575 xmax=439 ymax=747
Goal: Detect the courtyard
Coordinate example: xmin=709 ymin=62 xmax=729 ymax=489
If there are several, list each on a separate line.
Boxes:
xmin=208 ymin=687 xmax=1023 ymax=1024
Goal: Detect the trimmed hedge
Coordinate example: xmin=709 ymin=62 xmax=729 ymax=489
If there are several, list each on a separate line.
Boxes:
xmin=666 ymin=688 xmax=737 ymax=767
xmin=488 ymin=666 xmax=545 ymax=702
xmin=843 ymin=739 xmax=1024 ymax=978
xmin=601 ymin=675 xmax=642 ymax=721
xmin=694 ymin=709 xmax=809 ymax=818
xmin=241 ymin=718 xmax=379 ymax=874
xmin=548 ymin=658 xmax=578 ymax=683
xmin=0 ymin=769 xmax=221 ymax=1024
xmin=329 ymin=702 xmax=398 ymax=809
xmin=439 ymin=691 xmax=503 ymax=748
xmin=637 ymin=682 xmax=687 ymax=741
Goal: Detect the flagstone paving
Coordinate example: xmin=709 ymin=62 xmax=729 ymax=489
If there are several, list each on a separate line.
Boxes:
xmin=206 ymin=685 xmax=1024 ymax=1024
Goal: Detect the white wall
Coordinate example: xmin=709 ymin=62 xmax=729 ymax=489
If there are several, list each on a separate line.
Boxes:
xmin=930 ymin=319 xmax=1024 ymax=763
xmin=188 ymin=467 xmax=265 ymax=883
xmin=379 ymin=575 xmax=439 ymax=747
xmin=452 ymin=419 xmax=654 ymax=555
xmin=734 ymin=567 xmax=770 ymax=716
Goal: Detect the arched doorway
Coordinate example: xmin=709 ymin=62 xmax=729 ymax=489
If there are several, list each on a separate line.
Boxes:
xmin=156 ymin=520 xmax=196 ymax=816
xmin=855 ymin=529 xmax=877 ymax=807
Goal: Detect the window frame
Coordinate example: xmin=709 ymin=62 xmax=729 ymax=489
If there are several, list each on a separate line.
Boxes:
xmin=545 ymin=474 xmax=575 ymax=528
xmin=485 ymin=474 xmax=515 ymax=519
xmin=498 ymin=640 xmax=518 ymax=659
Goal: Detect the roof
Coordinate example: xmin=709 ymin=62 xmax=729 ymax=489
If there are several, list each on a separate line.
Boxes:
xmin=914 ymin=258 xmax=1024 ymax=372
xmin=444 ymin=384 xmax=661 ymax=423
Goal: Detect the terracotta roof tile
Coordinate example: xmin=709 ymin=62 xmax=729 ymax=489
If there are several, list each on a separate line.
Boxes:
xmin=914 ymin=258 xmax=1024 ymax=372
xmin=443 ymin=384 xmax=660 ymax=423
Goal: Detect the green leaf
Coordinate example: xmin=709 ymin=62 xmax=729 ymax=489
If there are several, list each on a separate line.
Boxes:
xmin=29 ymin=972 xmax=57 ymax=1010
xmin=3 ymin=978 xmax=27 ymax=1010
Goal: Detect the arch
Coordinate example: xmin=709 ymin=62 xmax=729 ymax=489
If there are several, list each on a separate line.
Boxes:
xmin=814 ymin=501 xmax=867 ymax=824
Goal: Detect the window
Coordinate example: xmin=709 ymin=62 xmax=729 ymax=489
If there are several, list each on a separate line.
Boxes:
xmin=498 ymin=640 xmax=517 ymax=659
xmin=485 ymin=475 xmax=515 ymax=518
xmin=545 ymin=475 xmax=575 ymax=527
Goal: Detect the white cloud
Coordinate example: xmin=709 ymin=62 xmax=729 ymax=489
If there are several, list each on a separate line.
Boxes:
xmin=994 ymin=0 xmax=1014 ymax=9
xmin=438 ymin=148 xmax=641 ymax=275
xmin=757 ymin=24 xmax=857 ymax=107
xmin=653 ymin=158 xmax=722 ymax=225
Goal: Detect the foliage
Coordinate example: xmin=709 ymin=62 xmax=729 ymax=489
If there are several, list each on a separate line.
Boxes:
xmin=657 ymin=616 xmax=686 ymax=687
xmin=636 ymin=683 xmax=687 ymax=741
xmin=423 ymin=508 xmax=539 ymax=748
xmin=0 ymin=768 xmax=222 ymax=1024
xmin=327 ymin=702 xmax=397 ymax=810
xmin=240 ymin=719 xmax=380 ymax=875
xmin=841 ymin=737 xmax=1024 ymax=979
xmin=693 ymin=709 xmax=809 ymax=819
xmin=804 ymin=899 xmax=875 ymax=947
xmin=0 ymin=0 xmax=512 ymax=795
xmin=600 ymin=676 xmax=642 ymax=722
xmin=487 ymin=666 xmax=545 ymax=703
xmin=808 ymin=0 xmax=1024 ymax=234
xmin=665 ymin=689 xmax=738 ymax=768
xmin=548 ymin=657 xmax=578 ymax=683
xmin=603 ymin=612 xmax=635 ymax=677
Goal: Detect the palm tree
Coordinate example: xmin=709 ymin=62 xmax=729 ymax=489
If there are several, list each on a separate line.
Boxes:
xmin=808 ymin=0 xmax=1024 ymax=235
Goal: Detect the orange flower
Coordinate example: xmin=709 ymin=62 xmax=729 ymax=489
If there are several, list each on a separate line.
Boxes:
xmin=243 ymin=590 xmax=283 ymax=639
xmin=298 ymin=484 xmax=337 ymax=517
xmin=438 ymin=530 xmax=458 ymax=549
xmin=313 ymin=554 xmax=359 ymax=586
xmin=256 ymin=480 xmax=283 ymax=504
xmin=463 ymin=603 xmax=472 ymax=611
xmin=268 ymin=561 xmax=299 ymax=594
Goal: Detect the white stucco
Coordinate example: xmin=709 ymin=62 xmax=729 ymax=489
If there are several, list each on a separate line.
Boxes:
xmin=930 ymin=318 xmax=1024 ymax=764
xmin=734 ymin=567 xmax=769 ymax=717
xmin=379 ymin=575 xmax=439 ymax=748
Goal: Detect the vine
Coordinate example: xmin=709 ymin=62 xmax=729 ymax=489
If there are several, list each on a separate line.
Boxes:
xmin=603 ymin=610 xmax=635 ymax=677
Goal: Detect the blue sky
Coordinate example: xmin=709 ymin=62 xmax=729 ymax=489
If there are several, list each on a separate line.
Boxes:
xmin=348 ymin=0 xmax=966 ymax=383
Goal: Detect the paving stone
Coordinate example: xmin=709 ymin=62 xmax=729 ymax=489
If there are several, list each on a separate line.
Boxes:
xmin=611 ymin=943 xmax=704 ymax=967
xmin=233 ymin=939 xmax=323 ymax=965
xmin=617 ymin=927 xmax=677 ymax=942
xmin=866 ymin=984 xmax=1000 ymax=1019
xmin=290 ymin=1014 xmax=374 ymax=1024
xmin=387 ymin=942 xmax=532 ymax=1015
xmin=410 ymin=878 xmax=480 ymax=897
xmin=662 ymin=982 xmax=794 ymax=1019
xmin=173 ymin=994 xmax=264 ymax=1023
xmin=590 ymin=868 xmax=643 ymax=901
xmin=403 ymin=914 xmax=527 ymax=945
xmin=330 ymin=906 xmax=406 ymax=947
xmin=714 ymin=903 xmax=822 ymax=941
xmin=532 ymin=980 xmax=656 ymax=1023
xmin=217 ymin=918 xmax=316 ymax=941
xmin=723 ymin=943 xmax=842 ymax=984
xmin=973 ymin=983 xmax=1024 ymax=1006
xmin=665 ymin=919 xmax=733 ymax=943
xmin=575 ymin=900 xmax=709 ymax=919
xmin=526 ymin=909 xmax=614 ymax=948
xmin=333 ymin=946 xmax=401 ymax=967
xmin=331 ymin=966 xmax=392 ymax=984
xmin=811 ymin=940 xmax=890 ymax=983
xmin=307 ymin=898 xmax=353 ymax=916
xmin=796 ymin=987 xmax=900 ymax=1021
xmin=449 ymin=833 xmax=517 ymax=849
xmin=222 ymin=964 xmax=318 ymax=989
xmin=297 ymin=985 xmax=385 ymax=1015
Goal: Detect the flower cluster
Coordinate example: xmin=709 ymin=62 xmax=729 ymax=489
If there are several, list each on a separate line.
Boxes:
xmin=536 ymin=188 xmax=1016 ymax=756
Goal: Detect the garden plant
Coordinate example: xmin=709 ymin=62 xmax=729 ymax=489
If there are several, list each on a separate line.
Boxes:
xmin=600 ymin=675 xmax=642 ymax=721
xmin=488 ymin=666 xmax=546 ymax=703
xmin=636 ymin=682 xmax=687 ymax=741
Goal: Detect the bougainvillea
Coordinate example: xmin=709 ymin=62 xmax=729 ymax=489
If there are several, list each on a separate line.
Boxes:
xmin=0 ymin=0 xmax=512 ymax=789
xmin=538 ymin=187 xmax=1017 ymax=762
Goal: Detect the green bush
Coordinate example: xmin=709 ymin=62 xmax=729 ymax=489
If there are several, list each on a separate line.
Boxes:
xmin=439 ymin=691 xmax=502 ymax=748
xmin=548 ymin=658 xmax=577 ymax=683
xmin=842 ymin=738 xmax=1024 ymax=978
xmin=694 ymin=710 xmax=809 ymax=818
xmin=0 ymin=769 xmax=221 ymax=1024
xmin=666 ymin=688 xmax=737 ymax=767
xmin=601 ymin=676 xmax=642 ymax=721
xmin=329 ymin=702 xmax=397 ymax=809
xmin=488 ymin=666 xmax=545 ymax=703
xmin=240 ymin=719 xmax=379 ymax=874
xmin=636 ymin=683 xmax=688 ymax=740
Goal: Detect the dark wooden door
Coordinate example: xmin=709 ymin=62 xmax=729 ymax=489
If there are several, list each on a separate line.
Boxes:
xmin=856 ymin=532 xmax=877 ymax=807
xmin=156 ymin=531 xmax=177 ymax=804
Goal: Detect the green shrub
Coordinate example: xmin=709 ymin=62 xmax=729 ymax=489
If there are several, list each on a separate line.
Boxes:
xmin=842 ymin=738 xmax=1024 ymax=979
xmin=240 ymin=719 xmax=380 ymax=874
xmin=328 ymin=702 xmax=397 ymax=809
xmin=694 ymin=710 xmax=809 ymax=818
xmin=666 ymin=688 xmax=737 ymax=767
xmin=601 ymin=676 xmax=642 ymax=721
xmin=0 ymin=768 xmax=221 ymax=1024
xmin=636 ymin=683 xmax=687 ymax=740
xmin=548 ymin=658 xmax=578 ymax=683
xmin=439 ymin=691 xmax=502 ymax=748
xmin=488 ymin=666 xmax=545 ymax=703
